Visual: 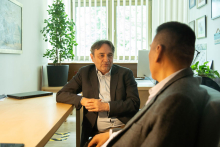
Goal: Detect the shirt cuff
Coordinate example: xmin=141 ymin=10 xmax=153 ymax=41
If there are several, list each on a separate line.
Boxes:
xmin=109 ymin=129 xmax=113 ymax=136
xmin=108 ymin=102 xmax=110 ymax=112
xmin=80 ymin=97 xmax=85 ymax=105
xmin=107 ymin=102 xmax=110 ymax=117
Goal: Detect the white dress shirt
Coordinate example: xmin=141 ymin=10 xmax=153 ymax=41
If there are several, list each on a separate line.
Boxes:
xmin=96 ymin=69 xmax=124 ymax=132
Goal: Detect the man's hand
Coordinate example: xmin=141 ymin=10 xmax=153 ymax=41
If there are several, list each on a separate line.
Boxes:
xmin=88 ymin=132 xmax=109 ymax=147
xmin=81 ymin=98 xmax=110 ymax=112
xmin=81 ymin=97 xmax=91 ymax=107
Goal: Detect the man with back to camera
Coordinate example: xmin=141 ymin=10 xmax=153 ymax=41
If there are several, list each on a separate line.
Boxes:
xmin=56 ymin=40 xmax=140 ymax=147
xmin=88 ymin=22 xmax=210 ymax=147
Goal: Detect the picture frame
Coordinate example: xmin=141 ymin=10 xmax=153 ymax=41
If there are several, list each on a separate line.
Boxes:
xmin=0 ymin=0 xmax=23 ymax=54
xmin=189 ymin=0 xmax=196 ymax=9
xmin=197 ymin=0 xmax=206 ymax=8
xmin=211 ymin=0 xmax=220 ymax=19
xmin=189 ymin=20 xmax=195 ymax=32
xmin=196 ymin=15 xmax=206 ymax=39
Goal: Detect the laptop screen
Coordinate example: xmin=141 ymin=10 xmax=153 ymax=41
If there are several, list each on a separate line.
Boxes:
xmin=7 ymin=91 xmax=53 ymax=99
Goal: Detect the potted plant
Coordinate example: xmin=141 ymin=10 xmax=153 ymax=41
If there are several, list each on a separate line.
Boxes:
xmin=191 ymin=61 xmax=220 ymax=91
xmin=40 ymin=0 xmax=78 ymax=86
xmin=191 ymin=61 xmax=220 ymax=79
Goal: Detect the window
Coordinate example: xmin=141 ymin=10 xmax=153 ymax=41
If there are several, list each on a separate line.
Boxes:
xmin=74 ymin=0 xmax=108 ymax=61
xmin=73 ymin=0 xmax=151 ymax=62
xmin=46 ymin=0 xmax=188 ymax=63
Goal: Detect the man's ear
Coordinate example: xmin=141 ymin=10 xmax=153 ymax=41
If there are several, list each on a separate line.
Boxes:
xmin=90 ymin=53 xmax=94 ymax=62
xmin=155 ymin=44 xmax=164 ymax=62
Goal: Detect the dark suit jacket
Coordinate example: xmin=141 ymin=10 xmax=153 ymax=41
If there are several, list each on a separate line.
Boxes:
xmin=107 ymin=68 xmax=210 ymax=147
xmin=56 ymin=64 xmax=140 ymax=147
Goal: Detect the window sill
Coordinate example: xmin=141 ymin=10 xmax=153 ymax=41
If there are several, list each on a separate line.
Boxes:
xmin=48 ymin=61 xmax=138 ymax=64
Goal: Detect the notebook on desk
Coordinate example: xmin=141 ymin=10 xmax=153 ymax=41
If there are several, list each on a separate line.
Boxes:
xmin=7 ymin=91 xmax=53 ymax=99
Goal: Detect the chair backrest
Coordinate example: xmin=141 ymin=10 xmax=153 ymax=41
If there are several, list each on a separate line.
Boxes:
xmin=201 ymin=77 xmax=220 ymax=92
xmin=196 ymin=85 xmax=220 ymax=147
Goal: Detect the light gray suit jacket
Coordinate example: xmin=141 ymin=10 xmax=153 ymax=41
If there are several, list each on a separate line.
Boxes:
xmin=107 ymin=68 xmax=210 ymax=147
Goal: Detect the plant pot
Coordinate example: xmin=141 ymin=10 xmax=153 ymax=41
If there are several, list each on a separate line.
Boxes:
xmin=47 ymin=65 xmax=69 ymax=87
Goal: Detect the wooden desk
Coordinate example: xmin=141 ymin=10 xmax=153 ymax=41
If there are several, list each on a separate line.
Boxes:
xmin=136 ymin=80 xmax=155 ymax=108
xmin=42 ymin=87 xmax=82 ymax=147
xmin=42 ymin=87 xmax=62 ymax=93
xmin=0 ymin=94 xmax=73 ymax=147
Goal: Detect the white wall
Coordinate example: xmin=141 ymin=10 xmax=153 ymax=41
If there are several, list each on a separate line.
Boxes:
xmin=0 ymin=0 xmax=48 ymax=95
xmin=189 ymin=1 xmax=220 ymax=72
xmin=152 ymin=1 xmax=220 ymax=73
xmin=152 ymin=0 xmax=188 ymax=38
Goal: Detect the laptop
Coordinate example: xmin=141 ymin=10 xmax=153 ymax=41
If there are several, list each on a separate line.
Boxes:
xmin=7 ymin=91 xmax=53 ymax=99
xmin=0 ymin=143 xmax=24 ymax=147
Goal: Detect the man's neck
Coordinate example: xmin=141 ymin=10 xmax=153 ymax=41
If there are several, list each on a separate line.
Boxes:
xmin=96 ymin=67 xmax=111 ymax=75
xmin=156 ymin=65 xmax=188 ymax=82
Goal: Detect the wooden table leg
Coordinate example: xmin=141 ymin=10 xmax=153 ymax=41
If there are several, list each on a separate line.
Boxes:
xmin=76 ymin=108 xmax=83 ymax=147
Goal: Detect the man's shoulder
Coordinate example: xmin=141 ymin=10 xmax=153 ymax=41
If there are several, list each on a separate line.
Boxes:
xmin=79 ymin=64 xmax=95 ymax=72
xmin=164 ymin=76 xmax=202 ymax=95
xmin=158 ymin=76 xmax=209 ymax=107
xmin=112 ymin=64 xmax=132 ymax=72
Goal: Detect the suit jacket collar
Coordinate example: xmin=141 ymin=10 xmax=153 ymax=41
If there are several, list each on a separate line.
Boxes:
xmin=89 ymin=65 xmax=99 ymax=99
xmin=144 ymin=67 xmax=194 ymax=109
xmin=138 ymin=67 xmax=194 ymax=121
xmin=110 ymin=65 xmax=118 ymax=101
xmin=108 ymin=67 xmax=194 ymax=146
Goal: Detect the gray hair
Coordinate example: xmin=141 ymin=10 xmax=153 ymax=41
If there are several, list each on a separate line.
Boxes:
xmin=90 ymin=40 xmax=115 ymax=55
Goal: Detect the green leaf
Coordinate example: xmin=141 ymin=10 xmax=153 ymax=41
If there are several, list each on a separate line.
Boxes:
xmin=204 ymin=61 xmax=209 ymax=65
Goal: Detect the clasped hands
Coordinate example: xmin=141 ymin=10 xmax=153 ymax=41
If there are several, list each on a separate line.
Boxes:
xmin=81 ymin=98 xmax=109 ymax=112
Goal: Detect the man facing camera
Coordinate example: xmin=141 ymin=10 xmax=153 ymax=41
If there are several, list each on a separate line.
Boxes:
xmin=56 ymin=40 xmax=140 ymax=147
xmin=88 ymin=22 xmax=210 ymax=147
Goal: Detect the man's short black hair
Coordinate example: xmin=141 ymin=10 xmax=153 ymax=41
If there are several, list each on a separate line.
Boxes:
xmin=90 ymin=40 xmax=115 ymax=55
xmin=156 ymin=21 xmax=196 ymax=66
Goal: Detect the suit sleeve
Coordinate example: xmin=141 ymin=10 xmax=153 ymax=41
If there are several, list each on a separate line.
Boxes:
xmin=56 ymin=68 xmax=83 ymax=110
xmin=140 ymin=94 xmax=199 ymax=147
xmin=108 ymin=69 xmax=140 ymax=117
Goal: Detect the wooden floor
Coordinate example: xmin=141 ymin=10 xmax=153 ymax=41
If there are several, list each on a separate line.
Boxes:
xmin=45 ymin=110 xmax=76 ymax=147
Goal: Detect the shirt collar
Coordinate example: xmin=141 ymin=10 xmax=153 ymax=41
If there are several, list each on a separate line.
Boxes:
xmin=96 ymin=67 xmax=111 ymax=77
xmin=149 ymin=68 xmax=185 ymax=98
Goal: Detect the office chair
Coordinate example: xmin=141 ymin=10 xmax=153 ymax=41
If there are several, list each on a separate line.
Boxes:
xmin=201 ymin=77 xmax=220 ymax=92
xmin=196 ymin=85 xmax=220 ymax=147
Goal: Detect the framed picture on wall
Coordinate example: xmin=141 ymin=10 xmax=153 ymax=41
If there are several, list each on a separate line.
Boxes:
xmin=189 ymin=0 xmax=196 ymax=9
xmin=197 ymin=0 xmax=206 ymax=8
xmin=196 ymin=15 xmax=206 ymax=39
xmin=0 ymin=0 xmax=22 ymax=54
xmin=189 ymin=20 xmax=195 ymax=32
xmin=211 ymin=0 xmax=220 ymax=19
